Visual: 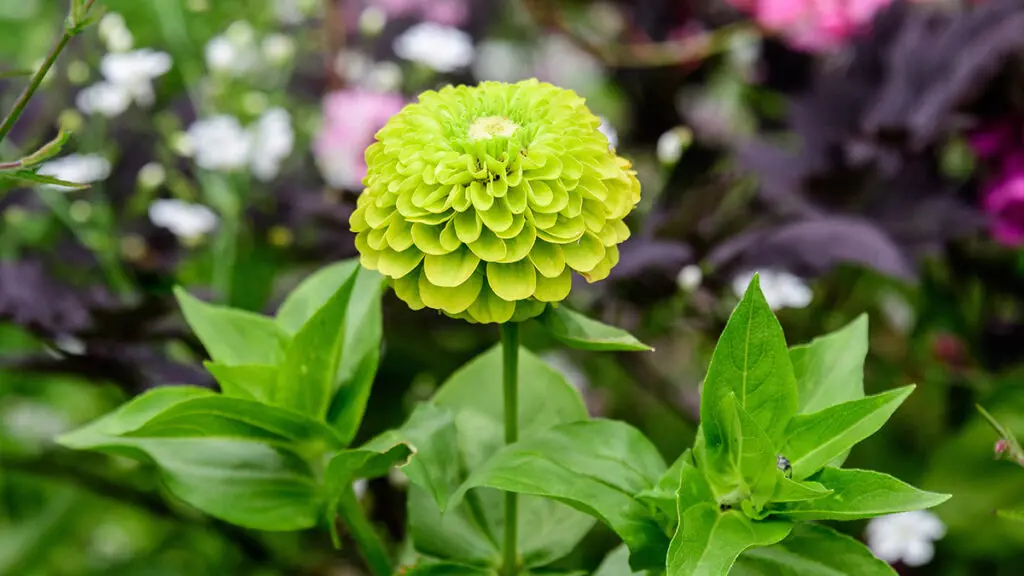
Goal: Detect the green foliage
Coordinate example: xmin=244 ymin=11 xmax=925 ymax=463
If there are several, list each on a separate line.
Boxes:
xmin=538 ymin=305 xmax=653 ymax=351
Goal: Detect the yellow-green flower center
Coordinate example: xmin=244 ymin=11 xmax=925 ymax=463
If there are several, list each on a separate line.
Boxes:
xmin=468 ymin=116 xmax=520 ymax=141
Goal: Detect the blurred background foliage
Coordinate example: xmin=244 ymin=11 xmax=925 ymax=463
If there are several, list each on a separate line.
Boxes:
xmin=3 ymin=0 xmax=1024 ymax=574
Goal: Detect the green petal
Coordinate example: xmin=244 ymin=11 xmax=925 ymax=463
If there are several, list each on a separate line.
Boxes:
xmin=350 ymin=205 xmax=368 ymax=232
xmin=470 ymin=181 xmax=493 ymax=211
xmin=534 ymin=268 xmax=572 ymax=302
xmin=538 ymin=214 xmax=586 ymax=242
xmin=527 ymin=155 xmax=562 ymax=180
xmin=505 ymin=182 xmax=528 ymax=214
xmin=561 ymin=155 xmax=583 ymax=181
xmin=529 ymin=209 xmax=558 ymax=230
xmin=564 ymin=189 xmax=583 ymax=218
xmin=453 ymin=186 xmax=472 ymax=212
xmin=498 ymin=224 xmax=535 ymax=264
xmin=392 ymin=272 xmax=424 ymax=310
xmin=493 ymin=212 xmax=526 ymax=240
xmin=487 ymin=258 xmax=536 ymax=301
xmin=386 ymin=217 xmax=414 ymax=251
xmin=355 ymin=232 xmax=379 ymax=269
xmin=582 ymin=244 xmax=618 ymax=282
xmin=423 ymin=246 xmax=480 ymax=288
xmin=582 ymin=200 xmax=608 ymax=233
xmin=525 ymin=180 xmax=552 ymax=207
xmin=367 ymin=227 xmax=388 ymax=251
xmin=530 ymin=180 xmax=568 ymax=214
xmin=529 ymin=240 xmax=565 ymax=278
xmin=465 ymin=283 xmax=515 ymax=324
xmin=468 ymin=227 xmax=507 ymax=261
xmin=419 ymin=268 xmax=483 ymax=314
xmin=562 ymin=231 xmax=605 ymax=273
xmin=454 ymin=210 xmax=482 ymax=243
xmin=410 ymin=223 xmax=455 ymax=256
xmin=487 ymin=178 xmax=508 ymax=198
xmin=363 ymin=202 xmax=394 ymax=228
xmin=377 ymin=246 xmax=424 ymax=279
xmin=578 ymin=174 xmax=608 ymax=202
xmin=510 ymin=298 xmax=547 ymax=322
xmin=440 ymin=219 xmax=461 ymax=252
xmin=479 ymin=201 xmax=514 ymax=234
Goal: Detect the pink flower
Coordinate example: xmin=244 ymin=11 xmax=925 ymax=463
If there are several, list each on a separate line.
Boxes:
xmin=731 ymin=0 xmax=895 ymax=51
xmin=967 ymin=120 xmax=1020 ymax=159
xmin=314 ymin=89 xmax=404 ymax=190
xmin=371 ymin=0 xmax=469 ymax=27
xmin=983 ymin=152 xmax=1024 ymax=247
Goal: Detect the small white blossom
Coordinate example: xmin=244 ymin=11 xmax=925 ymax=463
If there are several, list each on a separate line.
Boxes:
xmin=184 ymin=115 xmax=252 ymax=172
xmin=393 ymin=22 xmax=474 ymax=73
xmin=148 ymin=199 xmax=218 ymax=239
xmin=657 ymin=127 xmax=691 ymax=165
xmin=358 ymin=6 xmax=387 ymax=36
xmin=205 ymin=25 xmax=258 ymax=76
xmin=37 ymin=154 xmax=111 ymax=191
xmin=99 ymin=49 xmax=172 ymax=106
xmin=677 ymin=265 xmax=703 ymax=292
xmin=98 ymin=12 xmax=134 ymax=52
xmin=261 ymin=34 xmax=296 ymax=66
xmin=598 ymin=117 xmax=618 ymax=150
xmin=249 ymin=108 xmax=294 ymax=182
xmin=76 ymin=82 xmax=132 ymax=117
xmin=731 ymin=269 xmax=812 ymax=311
xmin=866 ymin=511 xmax=945 ymax=567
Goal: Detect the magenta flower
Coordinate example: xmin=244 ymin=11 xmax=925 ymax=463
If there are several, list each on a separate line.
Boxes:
xmin=967 ymin=120 xmax=1020 ymax=159
xmin=371 ymin=0 xmax=469 ymax=27
xmin=314 ymin=89 xmax=404 ymax=190
xmin=731 ymin=0 xmax=895 ymax=51
xmin=983 ymin=152 xmax=1024 ymax=247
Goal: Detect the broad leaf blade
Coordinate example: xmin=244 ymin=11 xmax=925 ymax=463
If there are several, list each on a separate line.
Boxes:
xmin=705 ymin=393 xmax=778 ymax=513
xmin=666 ymin=503 xmax=792 ymax=576
xmin=538 ymin=306 xmax=652 ymax=352
xmin=733 ymin=523 xmax=897 ymax=576
xmin=276 ymin=260 xmax=360 ymax=333
xmin=770 ymin=468 xmax=950 ymax=521
xmin=174 ymin=287 xmax=290 ymax=366
xmin=784 ymin=386 xmax=915 ymax=480
xmin=274 ymin=271 xmax=358 ymax=419
xmin=204 ymin=362 xmax=278 ymax=403
xmin=58 ymin=386 xmax=213 ymax=447
xmin=449 ymin=420 xmax=669 ymax=570
xmin=701 ymin=274 xmax=798 ymax=447
xmin=771 ymin=476 xmax=831 ymax=503
xmin=790 ymin=315 xmax=868 ymax=414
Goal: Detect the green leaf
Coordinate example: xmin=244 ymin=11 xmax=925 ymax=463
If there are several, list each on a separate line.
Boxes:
xmin=323 ymin=442 xmax=414 ymax=545
xmin=276 ymin=260 xmax=361 ymax=332
xmin=593 ymin=545 xmax=644 ymax=576
xmin=996 ymin=507 xmax=1024 ymax=523
xmin=704 ymin=393 xmax=778 ymax=514
xmin=676 ymin=450 xmax=715 ymax=515
xmin=274 ymin=271 xmax=358 ymax=419
xmin=10 ymin=130 xmax=73 ymax=168
xmin=770 ymin=476 xmax=831 ymax=504
xmin=403 ymin=563 xmax=496 ymax=576
xmin=666 ymin=503 xmax=792 ymax=576
xmin=732 ymin=523 xmax=897 ymax=576
xmin=57 ymin=388 xmax=321 ymax=530
xmin=538 ymin=305 xmax=653 ymax=352
xmin=174 ymin=287 xmax=290 ymax=366
xmin=636 ymin=451 xmax=688 ymax=524
xmin=701 ymin=274 xmax=798 ymax=449
xmin=1 ymin=169 xmax=91 ymax=190
xmin=783 ymin=386 xmax=915 ymax=480
xmin=790 ymin=315 xmax=868 ymax=414
xmin=449 ymin=420 xmax=669 ymax=570
xmin=204 ymin=362 xmax=278 ymax=403
xmin=404 ymin=345 xmax=595 ymax=568
xmin=769 ymin=468 xmax=950 ymax=521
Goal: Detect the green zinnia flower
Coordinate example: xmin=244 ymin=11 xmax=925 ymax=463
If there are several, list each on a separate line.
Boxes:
xmin=350 ymin=79 xmax=641 ymax=323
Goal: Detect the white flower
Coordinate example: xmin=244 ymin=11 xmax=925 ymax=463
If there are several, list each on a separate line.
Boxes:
xmin=148 ymin=199 xmax=218 ymax=239
xmin=76 ymin=82 xmax=132 ymax=117
xmin=677 ymin=265 xmax=703 ymax=292
xmin=99 ymin=49 xmax=172 ymax=106
xmin=205 ymin=26 xmax=258 ymax=76
xmin=658 ymin=127 xmax=692 ymax=165
xmin=98 ymin=12 xmax=133 ymax=52
xmin=249 ymin=108 xmax=294 ymax=182
xmin=262 ymin=34 xmax=295 ymax=66
xmin=393 ymin=22 xmax=474 ymax=73
xmin=472 ymin=40 xmax=531 ymax=83
xmin=36 ymin=154 xmax=111 ymax=191
xmin=184 ymin=115 xmax=252 ymax=171
xmin=866 ymin=511 xmax=946 ymax=567
xmin=358 ymin=6 xmax=387 ymax=36
xmin=731 ymin=269 xmax=812 ymax=310
xmin=598 ymin=117 xmax=618 ymax=150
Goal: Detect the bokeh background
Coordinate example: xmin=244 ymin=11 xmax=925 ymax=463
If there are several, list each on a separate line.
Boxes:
xmin=3 ymin=0 xmax=1024 ymax=574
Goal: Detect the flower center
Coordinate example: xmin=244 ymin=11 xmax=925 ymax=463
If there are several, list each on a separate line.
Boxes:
xmin=468 ymin=116 xmax=519 ymax=141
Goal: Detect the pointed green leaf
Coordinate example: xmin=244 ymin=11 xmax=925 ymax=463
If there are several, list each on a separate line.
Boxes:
xmin=58 ymin=386 xmax=212 ymax=448
xmin=448 ymin=420 xmax=668 ymax=570
xmin=701 ymin=274 xmax=798 ymax=449
xmin=666 ymin=503 xmax=792 ymax=576
xmin=174 ymin=287 xmax=290 ymax=366
xmin=770 ymin=475 xmax=831 ymax=504
xmin=790 ymin=315 xmax=868 ymax=414
xmin=732 ymin=523 xmax=897 ymax=576
xmin=274 ymin=271 xmax=358 ymax=419
xmin=769 ymin=468 xmax=950 ymax=521
xmin=2 ymin=169 xmax=90 ymax=189
xmin=538 ymin=305 xmax=652 ymax=352
xmin=636 ymin=451 xmax=688 ymax=523
xmin=204 ymin=362 xmax=278 ymax=403
xmin=784 ymin=386 xmax=915 ymax=480
xmin=275 ymin=260 xmax=360 ymax=333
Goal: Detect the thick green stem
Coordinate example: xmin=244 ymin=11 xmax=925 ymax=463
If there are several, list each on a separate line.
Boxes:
xmin=500 ymin=322 xmax=520 ymax=576
xmin=336 ymin=485 xmax=391 ymax=576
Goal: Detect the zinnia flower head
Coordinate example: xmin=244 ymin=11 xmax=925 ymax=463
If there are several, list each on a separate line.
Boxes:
xmin=350 ymin=80 xmax=640 ymax=323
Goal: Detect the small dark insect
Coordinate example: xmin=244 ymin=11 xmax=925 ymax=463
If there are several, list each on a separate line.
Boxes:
xmin=777 ymin=454 xmax=793 ymax=478
xmin=719 ymin=503 xmax=732 ymax=512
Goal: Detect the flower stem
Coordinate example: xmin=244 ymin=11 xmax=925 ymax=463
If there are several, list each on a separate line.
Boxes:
xmin=335 ymin=484 xmax=392 ymax=576
xmin=500 ymin=322 xmax=520 ymax=576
